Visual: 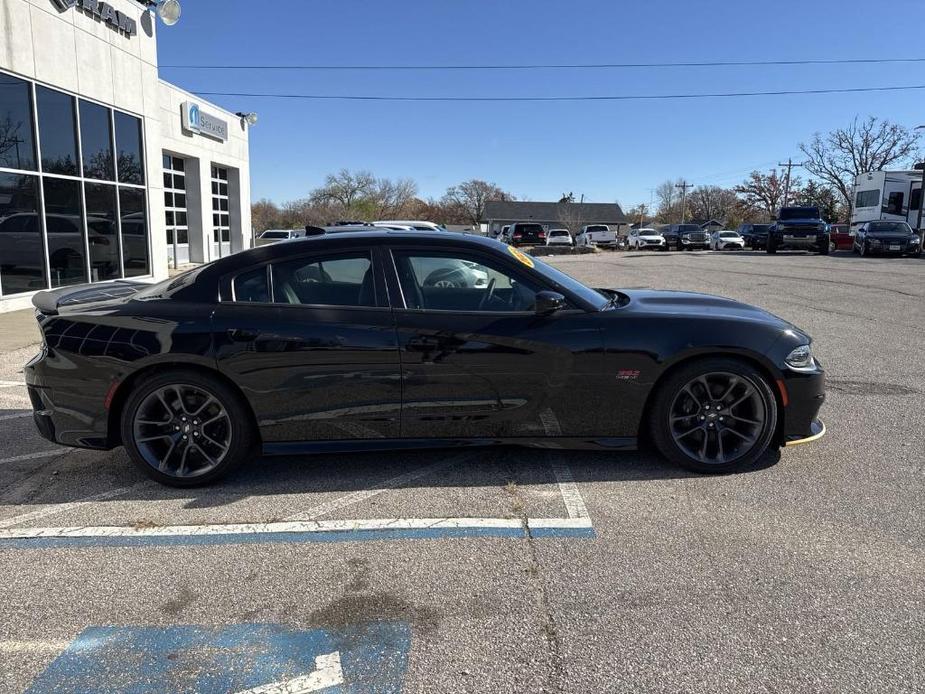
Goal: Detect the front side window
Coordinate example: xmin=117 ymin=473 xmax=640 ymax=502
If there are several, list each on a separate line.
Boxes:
xmin=394 ymin=251 xmax=538 ymax=312
xmin=271 ymin=253 xmax=375 ymax=307
xmin=0 ymin=75 xmax=36 ymax=171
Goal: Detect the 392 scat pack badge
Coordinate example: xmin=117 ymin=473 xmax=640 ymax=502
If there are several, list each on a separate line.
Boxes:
xmin=24 ymin=231 xmax=825 ymax=487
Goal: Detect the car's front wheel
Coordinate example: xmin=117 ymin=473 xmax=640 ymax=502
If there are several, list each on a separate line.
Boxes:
xmin=121 ymin=369 xmax=258 ymax=486
xmin=649 ymin=358 xmax=778 ymax=473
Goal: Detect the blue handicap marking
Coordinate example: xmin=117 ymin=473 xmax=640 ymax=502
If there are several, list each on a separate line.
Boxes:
xmin=26 ymin=622 xmax=411 ymax=694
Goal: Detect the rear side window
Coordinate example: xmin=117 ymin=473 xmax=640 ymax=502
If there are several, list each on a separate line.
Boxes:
xmin=271 ymin=253 xmax=375 ymax=307
xmin=233 ymin=266 xmax=270 ymax=303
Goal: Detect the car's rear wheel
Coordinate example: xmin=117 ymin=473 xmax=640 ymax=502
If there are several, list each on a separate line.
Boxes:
xmin=121 ymin=370 xmax=257 ymax=486
xmin=649 ymin=358 xmax=778 ymax=473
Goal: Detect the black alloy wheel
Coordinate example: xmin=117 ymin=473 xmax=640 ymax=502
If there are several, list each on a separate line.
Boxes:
xmin=650 ymin=358 xmax=778 ymax=473
xmin=121 ymin=370 xmax=257 ymax=486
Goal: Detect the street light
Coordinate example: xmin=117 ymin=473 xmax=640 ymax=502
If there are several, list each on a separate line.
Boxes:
xmin=914 ymin=125 xmax=925 ymax=236
xmin=147 ymin=0 xmax=181 ymax=26
xmin=235 ymin=112 xmax=259 ymax=127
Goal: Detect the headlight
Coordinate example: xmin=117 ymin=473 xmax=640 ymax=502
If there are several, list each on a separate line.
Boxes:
xmin=785 ymin=344 xmax=815 ymax=370
xmin=818 ymin=223 xmax=827 ymax=231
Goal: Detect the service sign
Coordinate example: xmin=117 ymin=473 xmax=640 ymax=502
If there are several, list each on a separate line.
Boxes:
xmin=52 ymin=0 xmax=137 ymax=37
xmin=181 ymin=101 xmax=229 ymax=142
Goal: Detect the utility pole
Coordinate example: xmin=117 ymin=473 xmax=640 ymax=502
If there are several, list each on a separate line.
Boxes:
xmin=675 ymin=181 xmax=694 ymax=223
xmin=778 ymin=158 xmax=804 ymax=207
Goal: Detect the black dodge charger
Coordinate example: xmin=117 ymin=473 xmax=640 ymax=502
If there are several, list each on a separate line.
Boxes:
xmin=25 ymin=231 xmax=825 ymax=486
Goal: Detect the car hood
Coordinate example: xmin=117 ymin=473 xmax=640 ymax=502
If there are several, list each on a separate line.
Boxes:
xmin=638 ymin=235 xmax=664 ymax=240
xmin=613 ymin=288 xmax=796 ymax=330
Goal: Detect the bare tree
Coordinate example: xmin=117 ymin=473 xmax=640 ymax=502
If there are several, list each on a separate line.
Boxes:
xmin=736 ymin=169 xmax=795 ymax=219
xmin=800 ymin=117 xmax=921 ymax=209
xmin=556 ymin=200 xmax=587 ymax=233
xmin=369 ymin=177 xmax=418 ymax=219
xmin=442 ymin=179 xmax=514 ymax=227
xmin=310 ymin=169 xmax=377 ymax=216
xmin=689 ymin=186 xmax=737 ymax=223
xmin=654 ymin=180 xmax=678 ymax=223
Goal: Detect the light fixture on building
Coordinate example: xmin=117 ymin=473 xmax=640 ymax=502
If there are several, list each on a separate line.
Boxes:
xmin=146 ymin=0 xmax=181 ymax=26
xmin=235 ymin=112 xmax=259 ymax=127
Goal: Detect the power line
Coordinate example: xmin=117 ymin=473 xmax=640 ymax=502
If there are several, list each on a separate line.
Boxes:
xmin=163 ymin=57 xmax=925 ymax=71
xmin=193 ymin=83 xmax=925 ymax=103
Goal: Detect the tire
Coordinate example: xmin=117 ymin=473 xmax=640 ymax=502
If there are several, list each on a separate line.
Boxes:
xmin=676 ymin=242 xmax=683 ymax=252
xmin=648 ymin=357 xmax=779 ymax=474
xmin=766 ymin=238 xmax=778 ymax=254
xmin=818 ymin=241 xmax=830 ymax=256
xmin=120 ymin=369 xmax=258 ymax=487
xmin=860 ymin=242 xmax=867 ymax=257
xmin=424 ymin=269 xmax=466 ymax=288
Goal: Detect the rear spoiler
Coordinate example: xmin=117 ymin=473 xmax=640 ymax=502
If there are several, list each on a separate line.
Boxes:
xmin=32 ymin=281 xmax=146 ymax=316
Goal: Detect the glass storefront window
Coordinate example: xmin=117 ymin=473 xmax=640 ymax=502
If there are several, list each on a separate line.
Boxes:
xmin=0 ymin=75 xmax=36 ymax=171
xmin=0 ymin=70 xmax=153 ymax=296
xmin=36 ymin=86 xmax=79 ymax=176
xmin=0 ymin=173 xmax=45 ymax=294
xmin=43 ymin=177 xmax=88 ymax=287
xmin=84 ymin=182 xmax=120 ymax=282
xmin=79 ymin=100 xmax=114 ymax=181
xmin=119 ymin=187 xmax=149 ymax=277
xmin=114 ymin=111 xmax=144 ymax=185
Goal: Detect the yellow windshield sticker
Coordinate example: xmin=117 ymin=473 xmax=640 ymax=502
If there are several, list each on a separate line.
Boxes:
xmin=508 ymin=245 xmax=535 ymax=268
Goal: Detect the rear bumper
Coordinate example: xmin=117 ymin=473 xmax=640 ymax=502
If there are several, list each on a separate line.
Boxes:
xmin=24 ymin=351 xmax=114 ymax=450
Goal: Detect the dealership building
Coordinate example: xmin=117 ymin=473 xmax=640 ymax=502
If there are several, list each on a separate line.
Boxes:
xmin=0 ymin=0 xmax=252 ymax=312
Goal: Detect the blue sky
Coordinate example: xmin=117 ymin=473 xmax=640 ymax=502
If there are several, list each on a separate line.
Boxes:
xmin=156 ymin=0 xmax=925 ymax=209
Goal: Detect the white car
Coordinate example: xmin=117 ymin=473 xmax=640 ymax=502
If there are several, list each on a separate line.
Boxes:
xmin=575 ymin=224 xmax=617 ymax=248
xmin=710 ymin=230 xmax=746 ymax=251
xmin=256 ymin=229 xmax=307 ymax=247
xmin=627 ymin=228 xmax=667 ymax=250
xmin=373 ymin=220 xmax=445 ymax=232
xmin=545 ymin=229 xmax=573 ymax=246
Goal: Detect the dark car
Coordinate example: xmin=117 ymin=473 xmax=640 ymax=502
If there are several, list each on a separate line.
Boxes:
xmin=508 ymin=222 xmax=546 ymax=246
xmin=767 ymin=207 xmax=830 ymax=255
xmin=25 ymin=232 xmax=826 ymax=486
xmin=853 ymin=221 xmax=922 ymax=257
xmin=663 ymin=224 xmax=710 ymax=251
xmin=737 ymin=223 xmax=772 ymax=250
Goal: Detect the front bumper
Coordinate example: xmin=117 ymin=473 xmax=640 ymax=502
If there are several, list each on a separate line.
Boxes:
xmin=779 ymin=364 xmax=826 ymax=445
xmin=784 ymin=419 xmax=826 ymax=446
xmin=775 ymin=233 xmax=828 ymax=249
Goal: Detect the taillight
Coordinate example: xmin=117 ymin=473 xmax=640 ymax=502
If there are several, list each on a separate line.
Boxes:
xmin=538 ymin=232 xmax=546 ymax=238
xmin=513 ymin=234 xmax=523 ymax=239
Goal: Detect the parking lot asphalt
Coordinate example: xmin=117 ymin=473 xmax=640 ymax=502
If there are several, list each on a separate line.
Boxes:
xmin=0 ymin=250 xmax=922 ymax=693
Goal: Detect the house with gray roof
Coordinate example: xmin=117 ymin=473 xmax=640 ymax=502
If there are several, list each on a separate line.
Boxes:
xmin=483 ymin=200 xmax=628 ymax=237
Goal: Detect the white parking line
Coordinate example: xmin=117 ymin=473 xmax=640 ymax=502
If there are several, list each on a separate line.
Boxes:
xmin=0 ymin=412 xmax=32 ymax=422
xmin=0 ymin=516 xmax=593 ymax=541
xmin=0 ymin=380 xmax=25 ymax=388
xmin=284 ymin=452 xmax=475 ymax=521
xmin=549 ymin=460 xmax=590 ymax=519
xmin=0 ymin=639 xmax=70 ymax=654
xmin=0 ymin=450 xmax=66 ymax=466
xmin=0 ymin=482 xmax=150 ymax=529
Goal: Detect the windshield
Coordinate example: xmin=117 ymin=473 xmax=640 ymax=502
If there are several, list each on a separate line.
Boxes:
xmin=868 ymin=222 xmax=912 ymax=234
xmin=779 ymin=207 xmax=819 ymax=220
xmin=529 ymin=254 xmax=609 ymax=310
xmin=719 ymin=232 xmax=739 ymax=238
xmin=260 ymin=231 xmax=290 ymax=239
xmin=677 ymin=225 xmax=701 ymax=232
xmin=753 ymin=224 xmax=771 ymax=232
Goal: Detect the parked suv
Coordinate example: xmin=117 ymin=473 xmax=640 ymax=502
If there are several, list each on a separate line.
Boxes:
xmin=767 ymin=207 xmax=830 ymax=255
xmin=507 ymin=222 xmax=546 ymax=246
xmin=663 ymin=223 xmax=709 ymax=251
xmin=737 ymin=223 xmax=772 ymax=250
xmin=627 ymin=228 xmax=667 ymax=250
xmin=575 ymin=224 xmax=617 ymax=248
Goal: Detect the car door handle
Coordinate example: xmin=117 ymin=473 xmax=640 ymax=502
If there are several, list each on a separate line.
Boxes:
xmin=407 ymin=336 xmax=442 ymax=352
xmin=228 ymin=328 xmax=259 ymax=342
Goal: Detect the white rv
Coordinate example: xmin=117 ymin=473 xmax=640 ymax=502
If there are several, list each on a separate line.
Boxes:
xmin=850 ymin=170 xmax=923 ymax=231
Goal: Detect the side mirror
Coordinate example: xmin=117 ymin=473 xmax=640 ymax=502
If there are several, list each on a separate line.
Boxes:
xmin=535 ymin=291 xmax=567 ymax=315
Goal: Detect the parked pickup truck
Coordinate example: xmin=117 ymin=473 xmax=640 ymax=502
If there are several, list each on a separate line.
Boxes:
xmin=767 ymin=207 xmax=830 ymax=255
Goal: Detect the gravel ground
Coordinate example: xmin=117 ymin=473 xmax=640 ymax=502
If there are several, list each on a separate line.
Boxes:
xmin=0 ymin=249 xmax=922 ymax=693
